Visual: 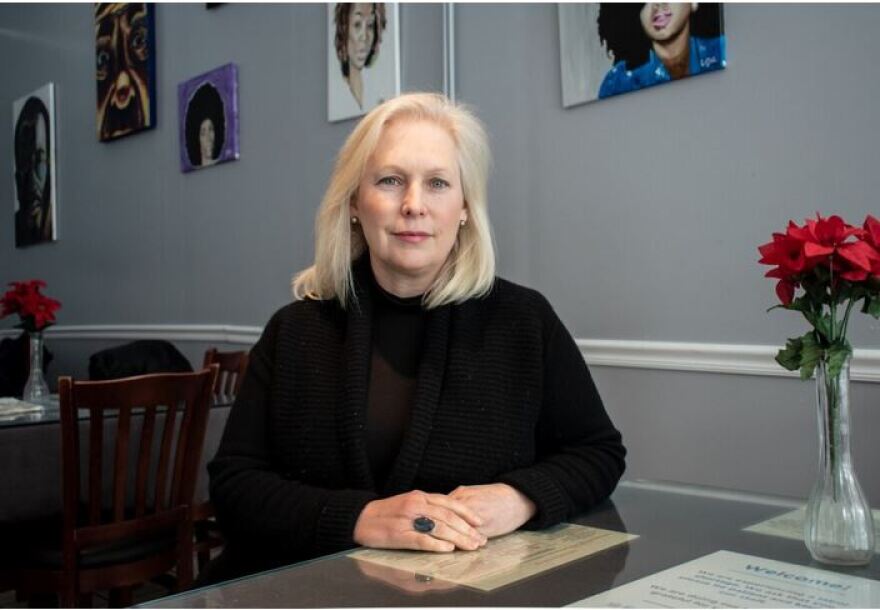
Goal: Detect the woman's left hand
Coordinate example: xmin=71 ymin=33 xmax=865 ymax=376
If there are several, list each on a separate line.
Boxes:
xmin=448 ymin=483 xmax=536 ymax=539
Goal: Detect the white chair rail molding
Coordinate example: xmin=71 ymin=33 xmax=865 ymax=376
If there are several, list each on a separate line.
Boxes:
xmin=3 ymin=325 xmax=879 ymax=383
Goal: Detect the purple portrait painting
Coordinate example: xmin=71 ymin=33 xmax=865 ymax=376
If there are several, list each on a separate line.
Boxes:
xmin=178 ymin=63 xmax=239 ymax=172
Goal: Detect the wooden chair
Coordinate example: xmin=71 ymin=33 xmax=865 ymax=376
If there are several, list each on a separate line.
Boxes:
xmin=192 ymin=349 xmax=249 ymax=572
xmin=9 ymin=366 xmax=218 ymax=607
xmin=202 ymin=348 xmax=248 ymax=403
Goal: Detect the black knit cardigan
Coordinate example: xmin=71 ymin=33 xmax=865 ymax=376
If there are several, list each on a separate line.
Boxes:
xmin=208 ymin=259 xmax=626 ymax=567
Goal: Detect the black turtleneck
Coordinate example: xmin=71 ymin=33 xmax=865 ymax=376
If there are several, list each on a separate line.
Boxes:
xmin=366 ymin=273 xmax=427 ymax=487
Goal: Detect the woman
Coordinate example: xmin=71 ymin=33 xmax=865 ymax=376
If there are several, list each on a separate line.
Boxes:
xmin=597 ymin=3 xmax=726 ymax=99
xmin=204 ymin=92 xmax=625 ymax=583
xmin=334 ymin=3 xmax=386 ymax=109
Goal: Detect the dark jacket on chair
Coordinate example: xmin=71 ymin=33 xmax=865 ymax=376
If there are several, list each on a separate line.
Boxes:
xmin=88 ymin=340 xmax=192 ymax=381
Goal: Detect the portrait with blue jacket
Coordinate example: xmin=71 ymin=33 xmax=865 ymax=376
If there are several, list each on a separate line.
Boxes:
xmin=597 ymin=3 xmax=726 ymax=100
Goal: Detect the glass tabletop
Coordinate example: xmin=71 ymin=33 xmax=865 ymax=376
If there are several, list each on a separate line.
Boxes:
xmin=140 ymin=480 xmax=879 ymax=608
xmin=0 ymin=396 xmax=233 ymax=428
xmin=0 ymin=397 xmax=60 ymax=427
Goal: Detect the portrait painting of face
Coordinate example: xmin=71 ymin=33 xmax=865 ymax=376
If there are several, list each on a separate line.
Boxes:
xmin=95 ymin=3 xmax=157 ymax=141
xmin=327 ymin=3 xmax=400 ymax=122
xmin=12 ymin=83 xmax=57 ymax=248
xmin=558 ymin=3 xmax=726 ymax=107
xmin=178 ymin=63 xmax=240 ymax=173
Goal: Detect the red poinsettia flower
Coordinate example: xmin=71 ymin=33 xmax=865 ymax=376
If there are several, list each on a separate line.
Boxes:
xmin=758 ymin=225 xmax=814 ymax=305
xmin=837 ymin=242 xmax=879 ymax=281
xmin=861 ymin=215 xmax=880 ymax=277
xmin=786 ymin=214 xmax=860 ymax=254
xmin=761 ymin=214 xmax=880 ymax=382
xmin=763 ymin=268 xmax=797 ymax=305
xmin=758 ymin=229 xmax=808 ymax=277
xmin=0 ymin=280 xmax=61 ymax=332
xmin=0 ymin=292 xmax=19 ymax=317
xmin=786 ymin=213 xmax=874 ymax=279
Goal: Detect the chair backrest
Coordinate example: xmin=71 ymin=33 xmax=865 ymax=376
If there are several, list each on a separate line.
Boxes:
xmin=57 ymin=366 xmax=218 ymax=552
xmin=202 ymin=348 xmax=248 ymax=402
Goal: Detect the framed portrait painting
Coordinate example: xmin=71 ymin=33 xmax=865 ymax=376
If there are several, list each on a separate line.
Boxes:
xmin=178 ymin=63 xmax=240 ymax=172
xmin=327 ymin=3 xmax=400 ymax=122
xmin=95 ymin=3 xmax=157 ymax=141
xmin=12 ymin=83 xmax=57 ymax=248
xmin=559 ymin=3 xmax=726 ymax=107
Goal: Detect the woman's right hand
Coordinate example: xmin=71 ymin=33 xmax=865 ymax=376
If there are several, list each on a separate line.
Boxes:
xmin=353 ymin=490 xmax=488 ymax=552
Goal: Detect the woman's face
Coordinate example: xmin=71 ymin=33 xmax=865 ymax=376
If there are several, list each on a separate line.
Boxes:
xmin=352 ymin=118 xmax=467 ymax=294
xmin=639 ymin=3 xmax=692 ymax=42
xmin=347 ymin=3 xmax=376 ymax=70
xmin=30 ymin=115 xmax=49 ymax=202
xmin=199 ymin=118 xmax=215 ymax=163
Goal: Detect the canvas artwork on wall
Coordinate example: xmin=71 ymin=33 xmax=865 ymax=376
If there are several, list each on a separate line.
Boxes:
xmin=327 ymin=2 xmax=400 ymax=122
xmin=13 ymin=83 xmax=57 ymax=249
xmin=95 ymin=3 xmax=157 ymax=141
xmin=559 ymin=3 xmax=726 ymax=107
xmin=178 ymin=63 xmax=240 ymax=172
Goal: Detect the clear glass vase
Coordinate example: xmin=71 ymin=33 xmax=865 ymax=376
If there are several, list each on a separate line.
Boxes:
xmin=804 ymin=356 xmax=875 ymax=565
xmin=22 ymin=330 xmax=51 ymax=405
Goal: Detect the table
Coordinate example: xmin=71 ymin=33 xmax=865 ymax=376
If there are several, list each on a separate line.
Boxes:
xmin=141 ymin=480 xmax=879 ymax=608
xmin=0 ymin=398 xmax=231 ymax=522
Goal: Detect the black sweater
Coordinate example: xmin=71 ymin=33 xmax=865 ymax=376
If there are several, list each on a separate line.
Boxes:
xmin=208 ymin=260 xmax=626 ymax=569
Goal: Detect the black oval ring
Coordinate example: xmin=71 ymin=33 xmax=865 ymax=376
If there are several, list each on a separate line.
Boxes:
xmin=413 ymin=516 xmax=436 ymax=533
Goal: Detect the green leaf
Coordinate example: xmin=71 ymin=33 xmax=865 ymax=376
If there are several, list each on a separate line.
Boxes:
xmin=868 ymin=296 xmax=880 ymax=319
xmin=775 ymin=337 xmax=803 ymax=372
xmin=799 ymin=332 xmax=823 ymax=380
xmin=826 ymin=342 xmax=853 ymax=380
xmin=787 ymin=296 xmax=807 ymax=312
xmin=814 ymin=315 xmax=833 ymax=342
xmin=813 ymin=266 xmax=831 ymax=283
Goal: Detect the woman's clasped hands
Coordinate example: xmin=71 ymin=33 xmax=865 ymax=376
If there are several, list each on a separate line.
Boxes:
xmin=353 ymin=484 xmax=536 ymax=553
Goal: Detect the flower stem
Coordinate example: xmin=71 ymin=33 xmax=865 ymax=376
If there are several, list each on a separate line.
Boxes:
xmin=840 ymin=299 xmax=855 ymax=342
xmin=829 ymin=258 xmax=837 ymax=343
xmin=828 ymin=368 xmax=839 ymax=501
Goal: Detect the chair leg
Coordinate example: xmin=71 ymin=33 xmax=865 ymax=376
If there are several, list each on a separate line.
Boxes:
xmin=59 ymin=584 xmax=78 ymax=608
xmin=108 ymin=586 xmax=133 ymax=608
xmin=177 ymin=523 xmax=194 ymax=591
xmin=197 ymin=547 xmax=211 ymax=572
xmin=176 ymin=554 xmax=193 ymax=591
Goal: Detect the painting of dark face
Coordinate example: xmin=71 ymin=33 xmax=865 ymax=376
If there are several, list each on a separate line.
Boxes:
xmin=95 ymin=3 xmax=156 ymax=141
xmin=178 ymin=63 xmax=239 ymax=173
xmin=13 ymin=85 xmax=56 ymax=248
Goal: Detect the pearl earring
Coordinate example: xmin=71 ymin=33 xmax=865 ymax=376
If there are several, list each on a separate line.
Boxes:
xmin=459 ymin=219 xmax=467 ymax=227
xmin=351 ymin=217 xmax=359 ymax=225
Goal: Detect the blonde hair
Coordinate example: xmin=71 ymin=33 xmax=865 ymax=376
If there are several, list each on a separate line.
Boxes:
xmin=293 ymin=92 xmax=495 ymax=309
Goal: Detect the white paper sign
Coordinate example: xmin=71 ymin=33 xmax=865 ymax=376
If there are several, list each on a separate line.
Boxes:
xmin=570 ymin=550 xmax=880 ymax=608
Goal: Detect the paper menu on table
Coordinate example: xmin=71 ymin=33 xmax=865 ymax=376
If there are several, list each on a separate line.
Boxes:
xmin=350 ymin=523 xmax=637 ymax=592
xmin=570 ymin=549 xmax=880 ymax=608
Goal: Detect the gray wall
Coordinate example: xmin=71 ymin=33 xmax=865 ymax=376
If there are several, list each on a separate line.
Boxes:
xmin=2 ymin=4 xmax=879 ymax=503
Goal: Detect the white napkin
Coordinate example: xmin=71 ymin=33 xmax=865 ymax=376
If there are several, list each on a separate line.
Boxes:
xmin=0 ymin=397 xmax=46 ymax=415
